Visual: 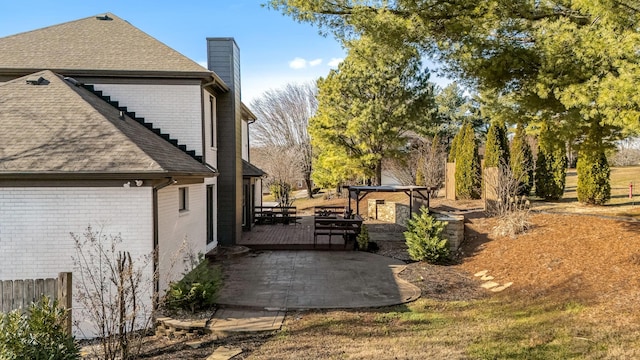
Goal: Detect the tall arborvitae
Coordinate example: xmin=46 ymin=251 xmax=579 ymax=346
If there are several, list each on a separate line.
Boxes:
xmin=510 ymin=123 xmax=534 ymax=195
xmin=448 ymin=126 xmax=463 ymax=162
xmin=535 ymin=124 xmax=567 ymax=200
xmin=455 ymin=123 xmax=481 ymax=199
xmin=577 ymin=120 xmax=611 ymax=205
xmin=484 ymin=120 xmax=510 ymax=168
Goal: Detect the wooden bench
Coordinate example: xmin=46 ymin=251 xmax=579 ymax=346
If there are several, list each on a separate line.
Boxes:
xmin=313 ymin=215 xmax=363 ymax=248
xmin=255 ymin=206 xmax=300 ymax=225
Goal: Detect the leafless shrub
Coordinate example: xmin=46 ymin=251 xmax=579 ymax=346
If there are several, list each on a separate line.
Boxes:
xmin=485 ymin=160 xmax=532 ymax=238
xmin=72 ymin=226 xmax=154 ymax=360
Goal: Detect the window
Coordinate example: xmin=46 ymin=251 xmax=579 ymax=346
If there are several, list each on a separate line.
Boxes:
xmin=178 ymin=187 xmax=189 ymax=212
xmin=210 ymin=96 xmax=217 ymax=148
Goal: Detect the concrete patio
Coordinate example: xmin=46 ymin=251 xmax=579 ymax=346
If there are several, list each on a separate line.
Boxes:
xmin=216 ymin=250 xmax=421 ymax=310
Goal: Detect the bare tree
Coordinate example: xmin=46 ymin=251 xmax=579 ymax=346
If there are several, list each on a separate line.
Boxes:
xmin=251 ymin=145 xmax=301 ymax=205
xmin=610 ymin=137 xmax=640 ymax=166
xmin=384 ymin=136 xmax=446 ymax=196
xmin=250 ymin=82 xmax=317 ymax=198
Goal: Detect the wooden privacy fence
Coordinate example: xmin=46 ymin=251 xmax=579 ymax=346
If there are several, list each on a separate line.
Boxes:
xmin=0 ymin=272 xmax=72 ymax=334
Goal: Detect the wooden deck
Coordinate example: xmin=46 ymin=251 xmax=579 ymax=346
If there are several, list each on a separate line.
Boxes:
xmin=240 ymin=216 xmax=355 ymax=251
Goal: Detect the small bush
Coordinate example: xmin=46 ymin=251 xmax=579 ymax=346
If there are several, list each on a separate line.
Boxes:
xmin=404 ymin=208 xmax=450 ymax=264
xmin=163 ymin=256 xmax=223 ymax=313
xmin=0 ymin=296 xmax=79 ymax=360
xmin=356 ymin=225 xmax=370 ymax=251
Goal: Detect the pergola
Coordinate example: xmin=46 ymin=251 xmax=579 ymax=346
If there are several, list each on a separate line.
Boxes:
xmin=345 ymin=185 xmax=434 ymax=219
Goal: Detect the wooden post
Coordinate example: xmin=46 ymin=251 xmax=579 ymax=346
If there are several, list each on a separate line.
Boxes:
xmin=445 ymin=163 xmax=456 ymax=200
xmin=57 ymin=272 xmax=72 ymax=335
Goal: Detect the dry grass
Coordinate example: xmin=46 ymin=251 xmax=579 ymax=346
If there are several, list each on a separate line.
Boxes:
xmin=491 ymin=209 xmax=532 ymax=238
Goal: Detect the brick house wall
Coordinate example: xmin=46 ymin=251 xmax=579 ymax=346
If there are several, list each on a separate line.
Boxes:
xmin=157 ymin=184 xmax=208 ymax=293
xmin=93 ymin=83 xmax=204 ymax=157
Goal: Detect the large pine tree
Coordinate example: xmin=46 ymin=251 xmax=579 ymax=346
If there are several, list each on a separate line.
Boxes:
xmin=310 ymin=35 xmax=435 ymax=186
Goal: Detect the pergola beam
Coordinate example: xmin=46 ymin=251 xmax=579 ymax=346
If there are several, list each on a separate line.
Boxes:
xmin=345 ymin=185 xmax=433 ymax=219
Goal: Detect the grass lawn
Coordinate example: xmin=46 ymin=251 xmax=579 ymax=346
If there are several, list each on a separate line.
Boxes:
xmin=531 ymin=166 xmax=640 ymax=218
xmin=248 ymin=294 xmax=638 ymax=359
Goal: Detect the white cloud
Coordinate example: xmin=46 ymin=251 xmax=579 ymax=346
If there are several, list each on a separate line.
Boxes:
xmin=328 ymin=58 xmax=343 ymax=67
xmin=309 ymin=58 xmax=323 ymax=67
xmin=289 ymin=57 xmax=307 ymax=69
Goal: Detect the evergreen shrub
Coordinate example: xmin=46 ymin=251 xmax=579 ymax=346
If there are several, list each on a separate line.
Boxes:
xmin=404 ymin=207 xmax=450 ymax=264
xmin=577 ymin=148 xmax=611 ymax=205
xmin=0 ymin=296 xmax=79 ymax=360
xmin=510 ymin=124 xmax=534 ymax=195
xmin=164 ymin=256 xmax=222 ymax=313
xmin=455 ymin=123 xmax=481 ymax=199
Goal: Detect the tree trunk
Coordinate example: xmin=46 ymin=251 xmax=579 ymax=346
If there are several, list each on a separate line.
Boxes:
xmin=305 ymin=174 xmax=313 ymax=199
xmin=374 ymin=160 xmax=383 ymax=186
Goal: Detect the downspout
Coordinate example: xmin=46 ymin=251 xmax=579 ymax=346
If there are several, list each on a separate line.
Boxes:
xmin=151 ymin=177 xmax=176 ymax=309
xmin=200 ymin=87 xmax=206 ymax=164
xmin=247 ymin=118 xmax=256 ymax=163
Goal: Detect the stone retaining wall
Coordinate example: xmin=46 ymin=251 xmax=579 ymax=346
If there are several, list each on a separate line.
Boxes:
xmin=432 ymin=213 xmax=465 ymax=251
xmin=367 ymin=199 xmax=464 ymax=251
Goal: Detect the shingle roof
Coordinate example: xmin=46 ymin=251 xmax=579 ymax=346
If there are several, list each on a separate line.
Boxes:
xmin=243 ymin=160 xmax=266 ymax=178
xmin=0 ymin=13 xmax=212 ymax=78
xmin=0 ymin=70 xmax=216 ymax=177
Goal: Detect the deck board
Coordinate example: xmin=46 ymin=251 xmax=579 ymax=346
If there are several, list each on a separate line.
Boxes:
xmin=240 ymin=216 xmax=354 ymax=250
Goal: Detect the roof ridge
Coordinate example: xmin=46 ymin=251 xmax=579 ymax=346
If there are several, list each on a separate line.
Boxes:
xmin=0 ymin=13 xmax=104 ymax=40
xmin=0 ymin=12 xmax=214 ymax=77
xmin=106 ymin=14 xmax=211 ymax=73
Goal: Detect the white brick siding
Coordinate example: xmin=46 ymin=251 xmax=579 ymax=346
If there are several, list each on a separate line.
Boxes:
xmin=0 ymin=187 xmax=153 ymax=280
xmin=0 ymin=187 xmax=154 ymax=338
xmin=93 ymin=84 xmax=203 ymax=156
xmin=157 ymin=184 xmax=207 ymax=293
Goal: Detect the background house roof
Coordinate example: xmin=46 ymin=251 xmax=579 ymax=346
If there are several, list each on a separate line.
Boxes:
xmin=0 ymin=13 xmax=215 ymax=79
xmin=0 ymin=70 xmax=216 ymax=177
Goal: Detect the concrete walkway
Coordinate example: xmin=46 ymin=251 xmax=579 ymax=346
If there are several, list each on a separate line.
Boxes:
xmin=216 ymin=251 xmax=421 ymax=310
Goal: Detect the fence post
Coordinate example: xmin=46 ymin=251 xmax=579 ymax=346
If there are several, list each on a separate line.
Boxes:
xmin=57 ymin=272 xmax=72 ymax=335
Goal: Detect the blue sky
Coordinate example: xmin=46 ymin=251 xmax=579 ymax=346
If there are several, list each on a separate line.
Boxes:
xmin=0 ymin=0 xmax=346 ymax=103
